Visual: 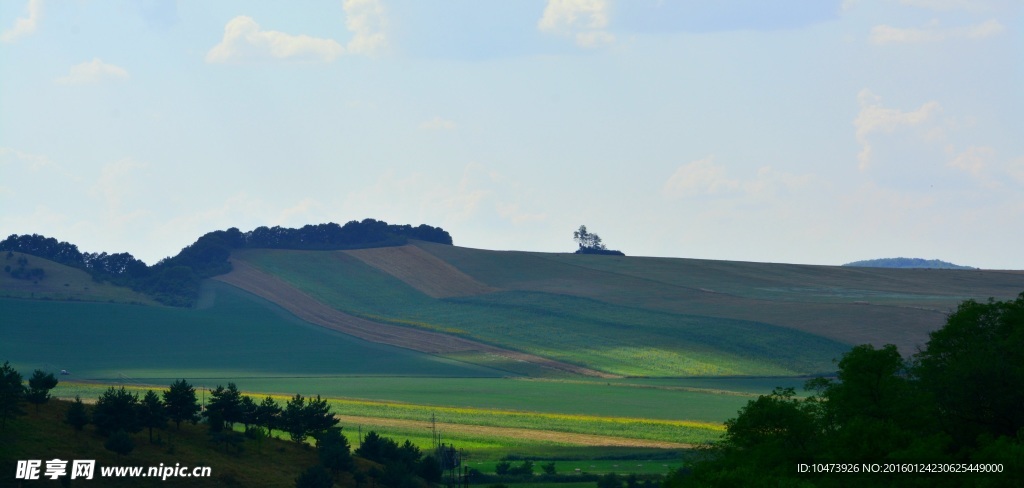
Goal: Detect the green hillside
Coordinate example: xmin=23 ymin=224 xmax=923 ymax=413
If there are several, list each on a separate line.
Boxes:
xmin=0 ymin=280 xmax=503 ymax=382
xmin=413 ymin=241 xmax=1024 ymax=355
xmin=232 ymin=248 xmax=850 ymax=376
xmin=0 ymin=251 xmax=157 ymax=305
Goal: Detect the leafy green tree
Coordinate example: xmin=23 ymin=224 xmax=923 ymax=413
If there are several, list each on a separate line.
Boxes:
xmin=0 ymin=361 xmax=26 ymax=430
xmin=494 ymin=461 xmax=511 ymax=476
xmin=92 ymin=387 xmax=141 ymax=436
xmin=26 ymin=369 xmax=58 ymax=413
xmin=163 ymin=379 xmax=201 ymax=430
xmin=914 ymin=292 xmax=1024 ymax=449
xmin=65 ymin=395 xmax=89 ymax=433
xmin=573 ymin=225 xmax=606 ymax=251
xmin=104 ymin=429 xmax=135 ymax=458
xmin=541 ymin=462 xmax=556 ymax=475
xmin=139 ymin=390 xmax=167 ymax=443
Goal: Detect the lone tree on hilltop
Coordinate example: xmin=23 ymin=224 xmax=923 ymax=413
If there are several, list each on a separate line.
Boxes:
xmin=573 ymin=225 xmax=625 ymax=256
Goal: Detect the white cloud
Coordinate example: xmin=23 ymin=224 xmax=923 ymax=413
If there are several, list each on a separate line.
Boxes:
xmin=1 ymin=0 xmax=41 ymax=43
xmin=538 ymin=0 xmax=614 ymax=48
xmin=662 ymin=157 xmax=739 ymax=198
xmin=870 ymin=19 xmax=1004 ymax=44
xmin=419 ymin=116 xmax=457 ymax=131
xmin=1008 ymin=157 xmax=1024 ymax=185
xmin=343 ymin=0 xmax=387 ymax=56
xmin=947 ymin=146 xmax=994 ymax=179
xmin=55 ymin=58 xmax=129 ymax=85
xmin=853 ymin=89 xmax=940 ymax=170
xmin=662 ymin=157 xmax=811 ymax=199
xmin=205 ymin=16 xmax=345 ymax=63
xmin=898 ymin=0 xmax=999 ymax=12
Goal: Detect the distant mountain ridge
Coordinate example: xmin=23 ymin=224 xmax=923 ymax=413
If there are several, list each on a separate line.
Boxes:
xmin=843 ymin=257 xmax=975 ymax=270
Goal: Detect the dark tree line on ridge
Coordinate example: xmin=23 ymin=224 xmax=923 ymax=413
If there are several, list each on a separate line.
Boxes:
xmin=0 ymin=219 xmax=452 ymax=306
xmin=666 ymin=292 xmax=1024 ymax=487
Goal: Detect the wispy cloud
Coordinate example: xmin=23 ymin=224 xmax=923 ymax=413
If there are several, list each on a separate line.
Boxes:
xmin=538 ymin=0 xmax=614 ymax=48
xmin=55 ymin=58 xmax=129 ymax=85
xmin=853 ymin=89 xmax=940 ymax=170
xmin=898 ymin=0 xmax=999 ymax=12
xmin=662 ymin=157 xmax=811 ymax=199
xmin=1 ymin=0 xmax=41 ymax=43
xmin=870 ymin=19 xmax=1004 ymax=44
xmin=343 ymin=0 xmax=387 ymax=56
xmin=205 ymin=16 xmax=345 ymax=63
xmin=419 ymin=116 xmax=457 ymax=131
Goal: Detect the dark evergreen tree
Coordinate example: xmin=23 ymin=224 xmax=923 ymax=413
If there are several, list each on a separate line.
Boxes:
xmin=163 ymin=379 xmax=200 ymax=430
xmin=304 ymin=395 xmax=339 ymax=447
xmin=239 ymin=395 xmax=258 ymax=431
xmin=204 ymin=383 xmax=243 ymax=429
xmin=26 ymin=369 xmax=59 ymax=413
xmin=282 ymin=394 xmax=308 ymax=444
xmin=318 ymin=427 xmax=354 ymax=473
xmin=139 ymin=390 xmax=167 ymax=443
xmin=0 ymin=361 xmax=26 ymax=430
xmin=255 ymin=395 xmax=282 ymax=437
xmin=65 ymin=395 xmax=89 ymax=433
xmin=92 ymin=387 xmax=141 ymax=436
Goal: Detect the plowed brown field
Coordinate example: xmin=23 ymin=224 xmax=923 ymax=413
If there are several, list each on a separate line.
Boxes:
xmin=344 ymin=245 xmax=498 ymax=298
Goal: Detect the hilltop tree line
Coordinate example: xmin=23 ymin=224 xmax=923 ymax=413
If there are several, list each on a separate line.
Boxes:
xmin=0 ymin=219 xmax=452 ymax=306
xmin=667 ymin=292 xmax=1024 ymax=487
xmin=573 ymin=225 xmax=625 ymax=256
xmin=1 ymin=371 xmax=445 ymax=487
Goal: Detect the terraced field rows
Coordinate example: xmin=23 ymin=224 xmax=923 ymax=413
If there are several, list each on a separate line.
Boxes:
xmin=215 ymin=257 xmax=614 ymax=377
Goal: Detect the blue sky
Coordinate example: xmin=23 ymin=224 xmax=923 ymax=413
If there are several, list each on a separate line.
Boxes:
xmin=1 ymin=0 xmax=1021 ymax=269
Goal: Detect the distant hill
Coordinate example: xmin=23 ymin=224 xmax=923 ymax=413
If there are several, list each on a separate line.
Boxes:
xmin=843 ymin=257 xmax=976 ymax=270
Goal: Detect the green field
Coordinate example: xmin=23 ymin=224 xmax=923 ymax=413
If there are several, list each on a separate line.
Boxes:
xmin=235 ymin=248 xmax=850 ymax=376
xmin=0 ymin=280 xmax=502 ymax=380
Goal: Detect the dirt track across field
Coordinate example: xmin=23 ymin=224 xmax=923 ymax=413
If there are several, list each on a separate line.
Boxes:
xmin=345 ymin=245 xmax=498 ymax=298
xmin=214 ymin=259 xmax=615 ymax=378
xmin=334 ymin=415 xmax=693 ymax=449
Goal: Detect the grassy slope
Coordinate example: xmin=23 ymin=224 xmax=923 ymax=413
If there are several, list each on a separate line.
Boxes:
xmin=0 ymin=280 xmax=502 ymax=380
xmin=234 ymin=248 xmax=850 ymax=376
xmin=0 ymin=251 xmax=157 ymax=305
xmin=415 ymin=241 xmax=1024 ymax=354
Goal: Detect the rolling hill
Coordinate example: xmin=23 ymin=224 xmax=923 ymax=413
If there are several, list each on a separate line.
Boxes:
xmin=5 ymin=241 xmax=1024 ymax=381
xmin=214 ymin=241 xmax=1024 ymax=376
